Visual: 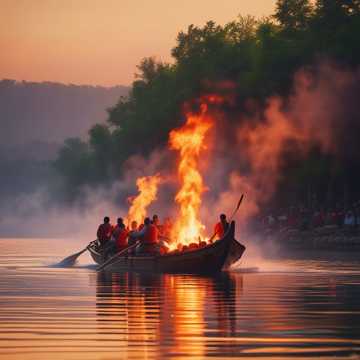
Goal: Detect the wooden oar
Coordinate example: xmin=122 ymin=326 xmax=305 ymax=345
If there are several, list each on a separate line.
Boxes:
xmin=58 ymin=241 xmax=95 ymax=267
xmin=96 ymin=242 xmax=139 ymax=272
xmin=229 ymin=194 xmax=245 ymax=222
xmin=209 ymin=194 xmax=245 ymax=242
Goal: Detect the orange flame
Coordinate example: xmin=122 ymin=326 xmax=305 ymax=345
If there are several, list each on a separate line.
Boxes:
xmin=127 ymin=174 xmax=162 ymax=225
xmin=169 ymin=99 xmax=217 ymax=247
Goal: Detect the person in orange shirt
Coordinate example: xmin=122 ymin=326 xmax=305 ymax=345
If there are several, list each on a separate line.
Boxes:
xmin=214 ymin=214 xmax=229 ymax=240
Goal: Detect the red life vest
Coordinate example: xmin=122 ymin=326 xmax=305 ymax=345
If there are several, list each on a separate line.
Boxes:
xmin=97 ymin=223 xmax=113 ymax=243
xmin=214 ymin=221 xmax=228 ymax=239
xmin=142 ymin=224 xmax=158 ymax=244
xmin=115 ymin=228 xmax=128 ymax=250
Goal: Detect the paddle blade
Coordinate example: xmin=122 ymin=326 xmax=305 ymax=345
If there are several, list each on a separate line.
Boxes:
xmin=57 ymin=248 xmax=87 ymax=267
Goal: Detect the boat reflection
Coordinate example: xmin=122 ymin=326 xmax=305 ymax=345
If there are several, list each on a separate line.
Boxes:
xmin=95 ymin=271 xmax=242 ymax=358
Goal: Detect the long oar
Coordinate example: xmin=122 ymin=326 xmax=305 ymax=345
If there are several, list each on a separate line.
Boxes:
xmin=229 ymin=194 xmax=245 ymax=222
xmin=58 ymin=241 xmax=94 ymax=267
xmin=209 ymin=194 xmax=244 ymax=242
xmin=96 ymin=241 xmax=139 ymax=272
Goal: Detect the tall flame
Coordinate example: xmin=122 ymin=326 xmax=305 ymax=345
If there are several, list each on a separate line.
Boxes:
xmin=169 ymin=100 xmax=215 ymax=247
xmin=127 ymin=174 xmax=162 ymax=225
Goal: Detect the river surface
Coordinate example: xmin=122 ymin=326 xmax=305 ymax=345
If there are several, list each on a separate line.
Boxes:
xmin=0 ymin=238 xmax=359 ymax=360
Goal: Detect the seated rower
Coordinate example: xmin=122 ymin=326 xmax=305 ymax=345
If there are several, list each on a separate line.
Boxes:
xmin=153 ymin=214 xmax=167 ymax=239
xmin=102 ymin=217 xmax=123 ymax=259
xmin=152 ymin=214 xmax=159 ymax=225
xmin=97 ymin=216 xmax=113 ymax=247
xmin=214 ymin=214 xmax=229 ymax=240
xmin=162 ymin=217 xmax=173 ymax=239
xmin=127 ymin=220 xmax=139 ymax=254
xmin=103 ymin=219 xmax=129 ymax=259
xmin=112 ymin=217 xmax=124 ymax=237
xmin=114 ymin=222 xmax=128 ymax=252
xmin=128 ymin=220 xmax=138 ymax=240
xmin=133 ymin=217 xmax=160 ymax=255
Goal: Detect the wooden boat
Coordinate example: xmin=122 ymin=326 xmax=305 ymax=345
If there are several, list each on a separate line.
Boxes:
xmin=88 ymin=221 xmax=245 ymax=274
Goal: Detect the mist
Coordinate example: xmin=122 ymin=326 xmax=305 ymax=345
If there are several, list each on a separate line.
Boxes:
xmin=0 ymin=80 xmax=129 ymax=237
xmin=1 ymin=62 xmax=359 ymax=242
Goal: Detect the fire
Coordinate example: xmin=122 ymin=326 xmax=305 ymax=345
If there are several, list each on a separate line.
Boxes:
xmin=169 ymin=97 xmax=219 ymax=247
xmin=127 ymin=174 xmax=162 ymax=225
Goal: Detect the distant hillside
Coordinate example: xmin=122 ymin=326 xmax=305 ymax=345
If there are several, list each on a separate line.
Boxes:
xmin=0 ymin=80 xmax=129 ymax=223
xmin=0 ymin=79 xmax=129 ymax=146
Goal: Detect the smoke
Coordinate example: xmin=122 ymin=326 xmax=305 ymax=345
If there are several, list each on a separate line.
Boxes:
xmin=201 ymin=62 xmax=360 ymax=236
xmin=1 ymin=62 xmax=359 ymax=242
xmin=0 ymin=149 xmax=173 ymax=238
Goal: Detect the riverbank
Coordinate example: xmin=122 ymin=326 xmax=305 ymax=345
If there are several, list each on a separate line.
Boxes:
xmin=274 ymin=225 xmax=360 ymax=250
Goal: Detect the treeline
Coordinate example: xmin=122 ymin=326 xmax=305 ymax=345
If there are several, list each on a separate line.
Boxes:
xmin=0 ymin=79 xmax=128 ymax=145
xmin=55 ymin=0 xmax=360 ymax=206
xmin=0 ymin=80 xmax=128 ymax=206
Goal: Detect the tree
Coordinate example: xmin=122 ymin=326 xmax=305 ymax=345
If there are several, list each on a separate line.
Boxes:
xmin=54 ymin=138 xmax=92 ymax=197
xmin=274 ymin=0 xmax=314 ymax=32
xmin=89 ymin=124 xmax=114 ymax=180
xmin=54 ymin=5 xmax=360 ymax=206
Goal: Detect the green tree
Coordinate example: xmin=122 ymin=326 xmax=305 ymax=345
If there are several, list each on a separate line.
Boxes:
xmin=88 ymin=124 xmax=114 ymax=181
xmin=54 ymin=5 xmax=360 ymax=205
xmin=54 ymin=138 xmax=92 ymax=199
xmin=274 ymin=0 xmax=314 ymax=32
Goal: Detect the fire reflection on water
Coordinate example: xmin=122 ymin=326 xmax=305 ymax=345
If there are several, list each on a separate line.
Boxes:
xmin=95 ymin=272 xmax=242 ymax=358
xmin=1 ymin=239 xmax=360 ymax=359
xmin=94 ymin=269 xmax=360 ymax=359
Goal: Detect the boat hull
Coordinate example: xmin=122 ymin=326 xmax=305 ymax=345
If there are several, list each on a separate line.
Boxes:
xmin=89 ymin=221 xmax=245 ymax=274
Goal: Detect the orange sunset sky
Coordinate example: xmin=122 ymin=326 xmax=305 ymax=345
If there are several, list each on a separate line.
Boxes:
xmin=0 ymin=0 xmax=275 ymax=86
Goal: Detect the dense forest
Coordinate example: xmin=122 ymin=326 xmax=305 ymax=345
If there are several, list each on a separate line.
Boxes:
xmin=55 ymin=0 xmax=360 ymax=209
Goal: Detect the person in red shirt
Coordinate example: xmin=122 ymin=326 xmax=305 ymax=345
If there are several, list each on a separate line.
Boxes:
xmin=114 ymin=222 xmax=128 ymax=251
xmin=132 ymin=217 xmax=160 ymax=255
xmin=162 ymin=217 xmax=173 ymax=239
xmin=96 ymin=216 xmax=113 ymax=246
xmin=143 ymin=219 xmax=158 ymax=245
xmin=112 ymin=217 xmax=124 ymax=241
xmin=152 ymin=214 xmax=164 ymax=236
xmin=214 ymin=214 xmax=229 ymax=240
xmin=103 ymin=218 xmax=128 ymax=259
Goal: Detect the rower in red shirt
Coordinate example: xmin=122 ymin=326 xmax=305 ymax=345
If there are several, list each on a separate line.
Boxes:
xmin=214 ymin=214 xmax=229 ymax=239
xmin=132 ymin=217 xmax=159 ymax=255
xmin=96 ymin=216 xmax=113 ymax=246
xmin=113 ymin=222 xmax=128 ymax=251
xmin=112 ymin=218 xmax=125 ymax=242
xmin=152 ymin=214 xmax=164 ymax=236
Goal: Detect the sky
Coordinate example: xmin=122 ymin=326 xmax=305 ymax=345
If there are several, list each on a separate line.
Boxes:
xmin=0 ymin=0 xmax=275 ymax=86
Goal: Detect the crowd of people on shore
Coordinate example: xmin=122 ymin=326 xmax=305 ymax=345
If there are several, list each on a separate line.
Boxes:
xmin=256 ymin=202 xmax=360 ymax=234
xmin=96 ymin=213 xmax=230 ymax=259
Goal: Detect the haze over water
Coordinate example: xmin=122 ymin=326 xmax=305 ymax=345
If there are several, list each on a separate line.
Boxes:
xmin=0 ymin=238 xmax=359 ymax=359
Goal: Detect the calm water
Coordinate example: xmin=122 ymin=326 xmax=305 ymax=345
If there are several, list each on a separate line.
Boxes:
xmin=0 ymin=239 xmax=359 ymax=360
